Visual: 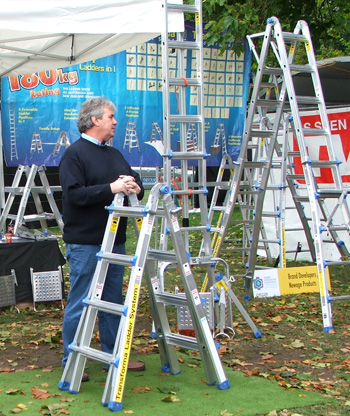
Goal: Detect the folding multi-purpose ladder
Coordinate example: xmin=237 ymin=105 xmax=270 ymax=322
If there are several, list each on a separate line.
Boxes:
xmin=59 ymin=187 xmax=230 ymax=411
xmin=0 ymin=164 xmax=63 ymax=239
xmin=207 ymin=17 xmax=350 ymax=331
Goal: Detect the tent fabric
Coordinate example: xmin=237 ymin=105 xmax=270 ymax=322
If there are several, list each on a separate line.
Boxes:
xmin=0 ymin=0 xmax=184 ymax=77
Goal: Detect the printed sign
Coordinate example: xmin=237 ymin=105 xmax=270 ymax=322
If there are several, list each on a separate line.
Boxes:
xmin=1 ymin=22 xmax=251 ymax=168
xmin=253 ymin=266 xmax=331 ymax=298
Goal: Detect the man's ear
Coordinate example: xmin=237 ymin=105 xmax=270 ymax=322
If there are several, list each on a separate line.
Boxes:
xmin=91 ymin=116 xmax=99 ymax=126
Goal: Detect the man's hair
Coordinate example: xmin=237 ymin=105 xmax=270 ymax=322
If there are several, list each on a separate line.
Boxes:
xmin=78 ymin=97 xmax=116 ymax=133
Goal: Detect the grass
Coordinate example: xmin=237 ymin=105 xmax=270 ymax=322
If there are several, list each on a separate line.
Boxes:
xmin=1 ymin=199 xmax=350 ymax=416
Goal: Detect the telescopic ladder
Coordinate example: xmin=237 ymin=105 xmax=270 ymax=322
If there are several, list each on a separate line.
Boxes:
xmin=212 ymin=17 xmax=350 ymax=331
xmin=58 ymin=188 xmax=230 ymax=411
xmin=0 ymin=164 xmax=63 ymax=239
xmin=160 ymin=0 xmax=257 ymax=336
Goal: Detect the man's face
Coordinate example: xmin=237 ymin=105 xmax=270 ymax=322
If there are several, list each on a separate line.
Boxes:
xmin=97 ymin=106 xmax=117 ymax=141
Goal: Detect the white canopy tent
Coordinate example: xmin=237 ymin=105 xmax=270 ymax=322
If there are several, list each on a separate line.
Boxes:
xmin=0 ymin=0 xmax=184 ymax=207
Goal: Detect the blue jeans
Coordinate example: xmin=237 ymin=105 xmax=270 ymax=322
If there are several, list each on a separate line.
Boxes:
xmin=62 ymin=243 xmax=125 ymax=366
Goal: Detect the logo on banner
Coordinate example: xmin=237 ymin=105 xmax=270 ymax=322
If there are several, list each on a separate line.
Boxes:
xmin=293 ymin=108 xmax=350 ymax=184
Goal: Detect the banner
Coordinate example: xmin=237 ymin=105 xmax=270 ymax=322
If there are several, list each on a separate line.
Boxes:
xmin=1 ymin=22 xmax=251 ymax=168
xmin=293 ymin=107 xmax=350 ymax=184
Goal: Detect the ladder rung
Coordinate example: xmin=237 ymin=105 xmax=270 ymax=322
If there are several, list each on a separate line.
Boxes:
xmin=256 ymin=99 xmax=281 ymax=108
xmin=169 ymin=77 xmax=201 ymax=87
xmin=261 ymin=211 xmax=281 ymax=218
xmin=83 ymin=298 xmax=126 ymax=315
xmin=302 ymin=127 xmax=327 ymax=136
xmin=22 ymin=213 xmax=55 ymax=221
xmin=323 ymin=225 xmax=349 ymax=232
xmin=317 ymin=189 xmax=345 ymax=198
xmin=296 ymin=95 xmax=321 ymax=105
xmin=167 ymin=3 xmax=199 ymax=13
xmin=97 ymin=252 xmax=137 ymax=266
xmin=329 ymin=295 xmax=350 ymax=301
xmin=289 ymin=64 xmax=313 ymax=73
xmin=169 ymin=114 xmax=202 ymax=123
xmin=156 ymin=292 xmax=189 ymax=307
xmin=168 ymin=40 xmax=200 ymax=50
xmin=166 ymin=151 xmax=207 ymax=160
xmin=69 ymin=345 xmax=112 ymax=365
xmin=243 ymin=161 xmax=269 ymax=168
xmin=164 ymin=333 xmax=200 ymax=351
xmin=249 ymin=129 xmax=276 ymax=138
xmin=305 ymin=160 xmax=338 ymax=168
xmin=281 ymin=32 xmax=309 ymax=42
xmin=106 ymin=205 xmax=148 ymax=217
xmin=262 ymin=67 xmax=283 ymax=76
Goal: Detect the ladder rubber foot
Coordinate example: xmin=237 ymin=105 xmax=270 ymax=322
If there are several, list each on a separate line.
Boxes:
xmin=161 ymin=363 xmax=172 ymax=373
xmin=217 ymin=379 xmax=230 ymax=390
xmin=254 ymin=330 xmax=262 ymax=338
xmin=108 ymin=401 xmax=123 ymax=412
xmin=244 ymin=295 xmax=252 ymax=302
xmin=323 ymin=326 xmax=334 ymax=333
xmin=150 ymin=331 xmax=157 ymax=339
xmin=58 ymin=380 xmax=70 ymax=391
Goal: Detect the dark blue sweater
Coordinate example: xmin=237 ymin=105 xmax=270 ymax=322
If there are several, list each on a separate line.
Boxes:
xmin=59 ymin=138 xmax=144 ymax=245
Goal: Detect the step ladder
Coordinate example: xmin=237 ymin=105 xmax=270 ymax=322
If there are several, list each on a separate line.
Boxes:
xmin=223 ymin=17 xmax=350 ymax=331
xmin=58 ymin=188 xmax=230 ymax=411
xmin=30 ymin=133 xmax=43 ymax=153
xmin=52 ymin=131 xmax=70 ymax=155
xmin=150 ymin=121 xmax=163 ymax=143
xmin=123 ymin=121 xmax=140 ymax=153
xmin=0 ymin=164 xmax=64 ymax=239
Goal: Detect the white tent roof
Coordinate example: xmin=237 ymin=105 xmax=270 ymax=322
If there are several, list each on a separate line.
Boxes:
xmin=0 ymin=0 xmax=184 ymax=77
xmin=0 ymin=0 xmax=184 ymax=209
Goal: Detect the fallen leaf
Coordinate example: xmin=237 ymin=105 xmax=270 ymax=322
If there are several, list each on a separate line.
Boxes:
xmin=32 ymin=387 xmax=50 ymax=400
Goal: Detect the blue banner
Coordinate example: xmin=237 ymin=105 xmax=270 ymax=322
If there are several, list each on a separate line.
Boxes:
xmin=1 ymin=24 xmax=251 ymax=168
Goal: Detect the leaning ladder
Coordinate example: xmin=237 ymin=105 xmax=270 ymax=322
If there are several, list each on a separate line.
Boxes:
xmin=58 ymin=188 xmax=230 ymax=411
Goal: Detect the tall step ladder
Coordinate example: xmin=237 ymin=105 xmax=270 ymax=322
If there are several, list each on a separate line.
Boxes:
xmin=160 ymin=0 xmax=259 ymax=337
xmin=59 ymin=188 xmax=230 ymax=411
xmin=0 ymin=164 xmax=63 ymax=238
xmin=240 ymin=17 xmax=350 ymax=331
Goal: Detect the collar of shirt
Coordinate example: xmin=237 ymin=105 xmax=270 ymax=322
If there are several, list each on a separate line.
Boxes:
xmin=82 ymin=133 xmax=105 ymax=146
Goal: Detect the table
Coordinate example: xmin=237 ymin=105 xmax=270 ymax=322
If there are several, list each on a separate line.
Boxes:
xmin=0 ymin=239 xmax=66 ymax=304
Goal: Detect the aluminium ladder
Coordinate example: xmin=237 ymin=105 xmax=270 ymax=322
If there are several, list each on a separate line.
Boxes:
xmin=160 ymin=0 xmax=257 ymax=337
xmin=220 ymin=17 xmax=349 ymax=331
xmin=58 ymin=188 xmax=230 ymax=411
xmin=0 ymin=164 xmax=63 ymax=238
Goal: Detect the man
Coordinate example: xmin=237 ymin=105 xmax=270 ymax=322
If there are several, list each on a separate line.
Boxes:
xmin=59 ymin=97 xmax=145 ymax=380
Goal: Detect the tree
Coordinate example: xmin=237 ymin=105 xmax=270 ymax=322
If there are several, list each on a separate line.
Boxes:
xmin=202 ymin=0 xmax=350 ymax=59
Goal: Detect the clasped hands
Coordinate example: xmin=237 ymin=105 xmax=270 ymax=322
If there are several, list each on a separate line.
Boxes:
xmin=110 ymin=175 xmax=141 ymax=195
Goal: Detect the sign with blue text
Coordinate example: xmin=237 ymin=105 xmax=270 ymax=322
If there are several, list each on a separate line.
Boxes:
xmin=1 ymin=23 xmax=251 ymax=168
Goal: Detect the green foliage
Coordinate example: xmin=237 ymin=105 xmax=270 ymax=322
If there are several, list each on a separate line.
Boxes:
xmin=202 ymin=0 xmax=350 ymax=59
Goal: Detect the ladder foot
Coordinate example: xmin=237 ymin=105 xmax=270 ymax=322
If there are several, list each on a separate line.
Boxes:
xmin=108 ymin=401 xmax=123 ymax=412
xmin=243 ymin=295 xmax=252 ymax=302
xmin=254 ymin=330 xmax=262 ymax=338
xmin=323 ymin=326 xmax=334 ymax=333
xmin=58 ymin=380 xmax=70 ymax=391
xmin=161 ymin=363 xmax=173 ymax=373
xmin=217 ymin=379 xmax=230 ymax=390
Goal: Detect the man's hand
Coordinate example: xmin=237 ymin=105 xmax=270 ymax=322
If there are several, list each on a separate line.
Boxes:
xmin=110 ymin=175 xmax=141 ymax=195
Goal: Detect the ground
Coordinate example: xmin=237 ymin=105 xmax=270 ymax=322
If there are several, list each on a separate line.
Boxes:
xmin=1 ymin=285 xmax=349 ymax=416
